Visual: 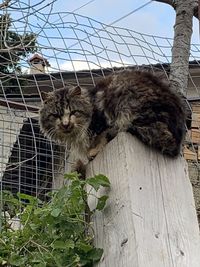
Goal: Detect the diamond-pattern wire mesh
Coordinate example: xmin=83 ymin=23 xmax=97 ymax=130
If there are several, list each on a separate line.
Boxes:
xmin=0 ymin=1 xmax=200 ymax=203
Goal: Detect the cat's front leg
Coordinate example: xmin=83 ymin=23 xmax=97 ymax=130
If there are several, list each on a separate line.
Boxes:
xmin=87 ymin=132 xmax=108 ymax=160
xmin=87 ymin=129 xmax=117 ymax=160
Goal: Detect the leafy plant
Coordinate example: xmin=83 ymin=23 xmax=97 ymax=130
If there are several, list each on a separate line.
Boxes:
xmin=0 ymin=172 xmax=110 ymax=267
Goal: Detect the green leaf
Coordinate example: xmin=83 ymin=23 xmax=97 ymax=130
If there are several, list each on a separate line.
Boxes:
xmin=0 ymin=173 xmax=108 ymax=266
xmin=86 ymin=177 xmax=100 ymax=191
xmin=17 ymin=193 xmax=37 ymax=203
xmin=31 ymin=252 xmax=48 ymax=265
xmin=96 ymin=196 xmax=109 ymax=210
xmin=94 ymin=174 xmax=110 ymax=187
xmin=0 ymin=257 xmax=7 ymax=265
xmin=86 ymin=174 xmax=110 ymax=191
xmin=76 ymin=242 xmax=93 ymax=253
xmin=33 ymin=263 xmax=46 ymax=267
xmin=52 ymin=240 xmax=74 ymax=250
xmin=34 ymin=207 xmax=50 ymax=216
xmin=9 ymin=253 xmax=27 ymax=266
xmin=87 ymin=248 xmax=103 ymax=262
xmin=51 ymin=208 xmax=61 ymax=217
xmin=29 ymin=223 xmax=38 ymax=231
xmin=64 ymin=172 xmax=79 ymax=180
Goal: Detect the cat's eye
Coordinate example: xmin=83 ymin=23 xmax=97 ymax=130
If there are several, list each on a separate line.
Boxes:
xmin=50 ymin=113 xmax=60 ymax=118
xmin=70 ymin=110 xmax=81 ymax=116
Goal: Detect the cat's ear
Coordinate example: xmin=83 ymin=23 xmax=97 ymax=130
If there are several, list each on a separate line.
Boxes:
xmin=69 ymin=86 xmax=81 ymax=97
xmin=41 ymin=91 xmax=50 ymax=101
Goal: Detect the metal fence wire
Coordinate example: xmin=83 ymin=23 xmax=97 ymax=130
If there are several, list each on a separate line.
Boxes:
xmin=0 ymin=1 xmax=200 ymax=222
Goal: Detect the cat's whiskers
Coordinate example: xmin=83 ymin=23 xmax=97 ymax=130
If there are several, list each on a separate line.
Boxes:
xmin=48 ymin=129 xmax=55 ymax=137
xmin=49 ymin=130 xmax=56 ymax=138
xmin=45 ymin=127 xmax=55 ymax=137
xmin=46 ymin=127 xmax=58 ymax=142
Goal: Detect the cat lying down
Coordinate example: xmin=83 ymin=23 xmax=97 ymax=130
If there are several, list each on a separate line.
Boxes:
xmin=39 ymin=69 xmax=187 ymax=165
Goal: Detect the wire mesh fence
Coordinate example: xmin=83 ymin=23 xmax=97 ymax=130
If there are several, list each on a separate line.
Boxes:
xmin=0 ymin=0 xmax=200 ymax=223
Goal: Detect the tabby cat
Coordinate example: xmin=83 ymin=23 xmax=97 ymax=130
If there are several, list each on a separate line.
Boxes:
xmin=39 ymin=69 xmax=187 ymax=161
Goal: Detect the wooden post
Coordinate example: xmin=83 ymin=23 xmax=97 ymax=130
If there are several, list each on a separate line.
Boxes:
xmin=86 ymin=133 xmax=200 ymax=267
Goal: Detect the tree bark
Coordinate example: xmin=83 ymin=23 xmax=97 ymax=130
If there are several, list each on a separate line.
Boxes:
xmin=154 ymin=0 xmax=198 ymax=95
xmin=154 ymin=0 xmax=199 ymax=19
xmin=169 ymin=0 xmax=197 ymax=95
xmin=0 ymin=0 xmax=10 ymax=9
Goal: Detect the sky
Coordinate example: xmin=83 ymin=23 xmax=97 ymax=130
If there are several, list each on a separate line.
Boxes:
xmin=52 ymin=0 xmax=199 ymax=42
xmin=7 ymin=0 xmax=200 ymax=72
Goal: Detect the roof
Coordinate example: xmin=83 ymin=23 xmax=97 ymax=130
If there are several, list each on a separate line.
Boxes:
xmin=28 ymin=54 xmax=50 ymax=66
xmin=1 ymin=61 xmax=200 ymax=102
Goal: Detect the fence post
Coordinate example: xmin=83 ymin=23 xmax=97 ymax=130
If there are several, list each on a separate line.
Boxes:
xmin=86 ymin=132 xmax=200 ymax=267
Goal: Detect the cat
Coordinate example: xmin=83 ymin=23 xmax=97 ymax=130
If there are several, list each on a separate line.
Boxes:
xmin=39 ymin=69 xmax=188 ymax=163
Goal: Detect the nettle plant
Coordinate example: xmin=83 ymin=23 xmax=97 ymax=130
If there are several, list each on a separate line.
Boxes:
xmin=0 ymin=172 xmax=110 ymax=267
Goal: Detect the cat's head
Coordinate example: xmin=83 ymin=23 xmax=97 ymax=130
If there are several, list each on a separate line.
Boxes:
xmin=39 ymin=86 xmax=93 ymax=144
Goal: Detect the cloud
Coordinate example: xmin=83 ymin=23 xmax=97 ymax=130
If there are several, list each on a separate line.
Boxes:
xmin=48 ymin=59 xmax=129 ymax=72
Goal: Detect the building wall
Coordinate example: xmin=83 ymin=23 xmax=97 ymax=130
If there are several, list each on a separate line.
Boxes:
xmin=30 ymin=63 xmax=45 ymax=75
xmin=188 ymin=162 xmax=200 ymax=225
xmin=184 ymin=101 xmax=200 ymax=226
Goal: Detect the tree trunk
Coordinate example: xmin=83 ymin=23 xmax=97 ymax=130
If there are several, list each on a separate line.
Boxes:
xmin=169 ymin=0 xmax=197 ymax=96
xmin=154 ymin=0 xmax=198 ymax=95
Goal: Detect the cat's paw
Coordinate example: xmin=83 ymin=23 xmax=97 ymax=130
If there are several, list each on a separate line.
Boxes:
xmin=87 ymin=148 xmax=99 ymax=161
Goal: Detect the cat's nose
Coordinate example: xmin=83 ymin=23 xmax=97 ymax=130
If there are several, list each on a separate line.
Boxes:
xmin=62 ymin=117 xmax=69 ymax=126
xmin=60 ymin=121 xmax=73 ymax=132
xmin=61 ymin=122 xmax=69 ymax=129
xmin=61 ymin=121 xmax=69 ymax=128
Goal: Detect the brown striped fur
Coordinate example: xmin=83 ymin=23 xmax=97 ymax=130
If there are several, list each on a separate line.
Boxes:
xmin=39 ymin=69 xmax=187 ymax=161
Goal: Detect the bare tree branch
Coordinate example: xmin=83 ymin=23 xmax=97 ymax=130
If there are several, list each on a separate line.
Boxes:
xmin=193 ymin=3 xmax=200 ymax=19
xmin=154 ymin=0 xmax=175 ymax=8
xmin=0 ymin=0 xmax=10 ymax=9
xmin=154 ymin=0 xmax=199 ymax=19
